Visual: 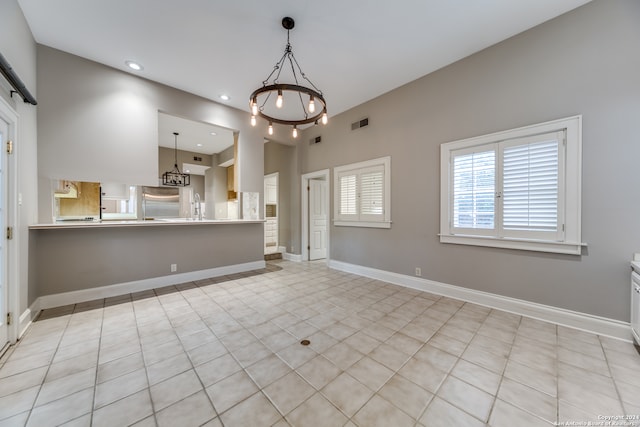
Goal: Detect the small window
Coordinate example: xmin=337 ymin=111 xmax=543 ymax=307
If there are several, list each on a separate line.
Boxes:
xmin=334 ymin=156 xmax=391 ymax=228
xmin=440 ymin=116 xmax=582 ymax=254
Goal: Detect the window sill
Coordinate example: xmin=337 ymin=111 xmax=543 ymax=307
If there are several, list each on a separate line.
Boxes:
xmin=439 ymin=234 xmax=585 ymax=255
xmin=334 ymin=220 xmax=391 ymax=229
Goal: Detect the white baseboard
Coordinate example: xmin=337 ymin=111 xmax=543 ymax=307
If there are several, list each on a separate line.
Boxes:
xmin=283 ymin=252 xmax=302 ymax=262
xmin=18 ymin=301 xmax=40 ymax=339
xmin=36 ymin=260 xmax=266 ymax=311
xmin=328 ymin=260 xmax=632 ymax=342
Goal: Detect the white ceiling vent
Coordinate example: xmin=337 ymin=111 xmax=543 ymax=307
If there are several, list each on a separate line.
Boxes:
xmin=351 ymin=117 xmax=369 ymax=130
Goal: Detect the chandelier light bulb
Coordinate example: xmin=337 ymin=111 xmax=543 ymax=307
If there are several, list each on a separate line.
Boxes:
xmin=321 ymin=112 xmax=328 ymax=125
xmin=308 ymin=96 xmax=315 ymax=113
xmin=268 ymin=122 xmax=274 ymax=135
xmin=292 ymin=126 xmax=298 ymax=138
xmin=251 ymin=99 xmax=258 ymax=116
xmin=276 ymin=90 xmax=283 ymax=108
xmin=251 ymin=115 xmax=257 ymax=127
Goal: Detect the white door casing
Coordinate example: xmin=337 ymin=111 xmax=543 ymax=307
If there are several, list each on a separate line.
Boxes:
xmin=301 ymin=169 xmax=330 ymax=263
xmin=0 ymin=95 xmax=18 ymax=353
xmin=0 ymin=115 xmax=9 ymax=351
xmin=309 ymin=179 xmax=327 ymax=260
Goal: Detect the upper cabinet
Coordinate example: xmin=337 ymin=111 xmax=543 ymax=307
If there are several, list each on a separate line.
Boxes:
xmin=227 ymin=165 xmax=237 ymax=200
xmin=101 ymin=182 xmax=129 ymax=199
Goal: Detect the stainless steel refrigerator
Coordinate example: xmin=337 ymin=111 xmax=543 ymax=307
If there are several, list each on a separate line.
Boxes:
xmin=142 ymin=186 xmax=180 ymax=219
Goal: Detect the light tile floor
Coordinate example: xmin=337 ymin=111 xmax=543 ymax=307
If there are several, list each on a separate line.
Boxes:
xmin=1 ymin=260 xmax=639 ymax=427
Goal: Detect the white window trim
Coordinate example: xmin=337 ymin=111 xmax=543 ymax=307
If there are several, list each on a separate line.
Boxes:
xmin=334 ymin=156 xmax=391 ymax=229
xmin=440 ymin=116 xmax=583 ymax=255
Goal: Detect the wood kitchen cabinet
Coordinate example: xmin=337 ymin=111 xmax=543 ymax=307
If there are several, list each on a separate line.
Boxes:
xmin=227 ymin=165 xmax=237 ymax=200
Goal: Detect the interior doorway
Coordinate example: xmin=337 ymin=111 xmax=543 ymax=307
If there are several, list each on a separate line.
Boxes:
xmin=301 ymin=169 xmax=330 ymax=262
xmin=264 ymin=173 xmax=279 ymax=254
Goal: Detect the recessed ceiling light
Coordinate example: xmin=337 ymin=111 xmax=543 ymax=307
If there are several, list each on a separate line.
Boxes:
xmin=210 ymin=132 xmax=217 ymax=136
xmin=219 ymin=94 xmax=230 ymax=101
xmin=185 ymin=169 xmax=191 ymax=173
xmin=125 ymin=60 xmax=143 ymax=71
xmin=196 ymin=143 xmax=203 ymax=147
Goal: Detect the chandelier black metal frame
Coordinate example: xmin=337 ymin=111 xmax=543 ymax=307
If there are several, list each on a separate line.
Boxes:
xmin=250 ymin=17 xmax=327 ymax=137
xmin=162 ymin=132 xmax=190 ymax=186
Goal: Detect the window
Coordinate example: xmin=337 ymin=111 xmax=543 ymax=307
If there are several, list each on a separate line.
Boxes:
xmin=334 ymin=156 xmax=391 ymax=228
xmin=440 ymin=116 xmax=582 ymax=254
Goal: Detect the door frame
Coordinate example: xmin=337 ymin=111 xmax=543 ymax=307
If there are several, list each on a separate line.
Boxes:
xmin=301 ymin=169 xmax=330 ymax=262
xmin=264 ymin=172 xmax=279 ymax=252
xmin=0 ymin=95 xmax=19 ymax=349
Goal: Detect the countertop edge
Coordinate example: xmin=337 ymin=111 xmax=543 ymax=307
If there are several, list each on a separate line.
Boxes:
xmin=29 ymin=219 xmax=265 ymax=230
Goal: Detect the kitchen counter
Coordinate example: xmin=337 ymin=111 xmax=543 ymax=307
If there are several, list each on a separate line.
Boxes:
xmin=29 ymin=218 xmax=264 ymax=230
xmin=29 ymin=218 xmax=265 ymax=304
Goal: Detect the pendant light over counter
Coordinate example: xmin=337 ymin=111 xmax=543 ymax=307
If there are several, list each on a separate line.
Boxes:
xmin=162 ymin=132 xmax=190 ymax=186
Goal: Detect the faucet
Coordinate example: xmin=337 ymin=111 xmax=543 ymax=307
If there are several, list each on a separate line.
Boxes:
xmin=194 ymin=193 xmax=202 ymax=220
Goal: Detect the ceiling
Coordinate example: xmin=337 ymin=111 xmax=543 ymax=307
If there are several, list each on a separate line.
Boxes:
xmin=158 ymin=112 xmax=234 ymax=156
xmin=18 ymin=0 xmax=591 ymax=122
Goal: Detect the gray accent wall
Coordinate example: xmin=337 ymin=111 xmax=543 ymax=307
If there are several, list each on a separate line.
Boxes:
xmin=297 ymin=0 xmax=640 ymax=321
xmin=0 ymin=0 xmax=39 ymax=321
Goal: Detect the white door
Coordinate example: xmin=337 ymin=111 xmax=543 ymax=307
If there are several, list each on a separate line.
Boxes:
xmin=309 ymin=179 xmax=327 ymax=260
xmin=0 ymin=117 xmax=9 ymax=351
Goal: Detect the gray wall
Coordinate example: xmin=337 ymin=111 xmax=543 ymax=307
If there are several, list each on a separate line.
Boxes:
xmin=297 ymin=0 xmax=640 ymax=322
xmin=264 ymin=141 xmax=296 ymax=252
xmin=37 ymin=45 xmax=265 ymax=223
xmin=33 ymin=45 xmax=267 ymax=303
xmin=31 ymin=223 xmax=264 ymax=295
xmin=0 ymin=0 xmax=39 ymax=320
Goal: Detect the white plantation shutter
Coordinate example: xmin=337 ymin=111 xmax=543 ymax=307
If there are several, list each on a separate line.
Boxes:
xmin=334 ymin=157 xmax=391 ymax=228
xmin=452 ymin=149 xmax=495 ymax=231
xmin=360 ymin=167 xmax=384 ymax=218
xmin=441 ymin=116 xmax=580 ymax=254
xmin=502 ymin=133 xmax=562 ymax=237
xmin=339 ymin=174 xmax=357 ymax=216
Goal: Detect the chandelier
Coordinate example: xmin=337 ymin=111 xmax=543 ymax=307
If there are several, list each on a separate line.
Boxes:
xmin=162 ymin=132 xmax=190 ymax=186
xmin=250 ymin=17 xmax=327 ymax=138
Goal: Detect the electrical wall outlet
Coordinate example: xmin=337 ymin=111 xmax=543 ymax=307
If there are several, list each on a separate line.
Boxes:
xmin=415 ymin=267 xmax=422 ymax=277
xmin=171 ymin=264 xmax=177 ymax=272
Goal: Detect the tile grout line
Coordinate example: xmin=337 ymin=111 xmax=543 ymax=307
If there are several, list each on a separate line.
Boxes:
xmin=412 ymin=302 xmax=495 ymax=426
xmin=338 ymin=293 xmax=458 ymax=426
xmin=482 ymin=309 xmax=524 ymax=426
xmin=130 ymin=291 xmax=162 ymax=427
xmin=173 ymin=268 xmax=289 ymax=425
xmin=597 ymin=334 xmax=627 ymax=414
xmin=22 ymin=305 xmax=74 ymax=426
xmin=556 ymin=324 xmax=561 ymax=424
xmin=88 ymin=298 xmax=107 ymax=427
